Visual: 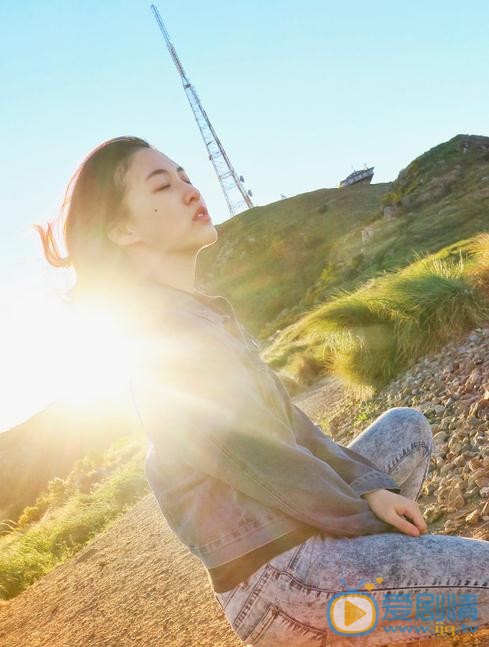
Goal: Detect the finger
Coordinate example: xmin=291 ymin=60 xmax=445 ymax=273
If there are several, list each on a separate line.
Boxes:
xmin=402 ymin=505 xmax=428 ymax=534
xmin=391 ymin=513 xmax=420 ymax=537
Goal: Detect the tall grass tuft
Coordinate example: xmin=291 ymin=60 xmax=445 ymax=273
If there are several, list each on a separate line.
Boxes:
xmin=464 ymin=232 xmax=489 ymax=300
xmin=300 ymin=247 xmax=489 ymax=390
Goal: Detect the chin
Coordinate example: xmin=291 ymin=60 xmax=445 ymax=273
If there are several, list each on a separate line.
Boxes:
xmin=196 ymin=223 xmax=218 ymax=249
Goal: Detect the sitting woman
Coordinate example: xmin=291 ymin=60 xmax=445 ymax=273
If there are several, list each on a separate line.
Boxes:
xmin=36 ymin=136 xmax=489 ymax=646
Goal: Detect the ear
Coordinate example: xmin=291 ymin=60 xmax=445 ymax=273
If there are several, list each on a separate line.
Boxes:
xmin=106 ymin=218 xmax=139 ymax=247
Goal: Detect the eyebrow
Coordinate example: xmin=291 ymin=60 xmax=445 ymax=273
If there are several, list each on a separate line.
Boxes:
xmin=145 ymin=165 xmax=185 ymax=181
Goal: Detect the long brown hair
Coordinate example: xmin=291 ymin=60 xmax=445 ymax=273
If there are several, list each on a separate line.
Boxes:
xmin=34 ymin=136 xmax=152 ymax=308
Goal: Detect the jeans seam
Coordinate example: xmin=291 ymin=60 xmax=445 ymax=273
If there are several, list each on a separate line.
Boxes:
xmin=386 ymin=439 xmax=432 ymax=501
xmin=286 ymin=537 xmax=314 ymax=571
xmin=267 ymin=564 xmax=489 ymax=593
xmin=386 ymin=440 xmax=430 ymax=473
xmin=259 ymin=605 xmax=329 ymax=641
xmin=415 ymin=444 xmax=433 ymax=501
xmin=233 ymin=564 xmax=273 ymax=630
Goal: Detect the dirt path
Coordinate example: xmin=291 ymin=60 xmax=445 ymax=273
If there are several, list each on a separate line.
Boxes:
xmin=0 ymin=494 xmax=242 ymax=647
xmin=0 ymin=379 xmax=487 ymax=647
xmin=292 ymin=375 xmax=349 ymax=426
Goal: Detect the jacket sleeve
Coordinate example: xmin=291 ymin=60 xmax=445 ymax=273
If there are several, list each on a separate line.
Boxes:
xmin=287 ymin=402 xmax=401 ymax=498
xmin=129 ymin=318 xmax=399 ymax=538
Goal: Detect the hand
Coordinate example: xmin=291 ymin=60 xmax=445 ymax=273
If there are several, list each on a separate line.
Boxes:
xmin=362 ymin=489 xmax=428 ymax=537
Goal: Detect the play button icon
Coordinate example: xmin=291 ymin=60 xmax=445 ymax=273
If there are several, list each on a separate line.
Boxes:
xmin=345 ymin=599 xmax=367 ymax=625
xmin=326 ymin=593 xmax=378 ymax=636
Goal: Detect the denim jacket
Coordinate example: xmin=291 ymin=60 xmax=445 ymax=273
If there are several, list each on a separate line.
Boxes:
xmin=127 ymin=280 xmax=401 ymax=570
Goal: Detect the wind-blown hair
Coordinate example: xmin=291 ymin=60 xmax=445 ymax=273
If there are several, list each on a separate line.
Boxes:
xmin=34 ymin=136 xmax=152 ymax=309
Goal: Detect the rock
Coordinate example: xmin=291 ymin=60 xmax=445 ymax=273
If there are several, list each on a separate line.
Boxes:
xmin=467 ymin=467 xmax=488 ymax=488
xmin=480 ymin=487 xmax=489 ymax=499
xmin=449 ymin=479 xmax=465 ymax=495
xmin=382 ymin=205 xmax=397 ymax=219
xmin=447 ymin=508 xmax=469 ymax=520
xmin=446 ymin=493 xmax=465 ymax=510
xmin=466 ymin=510 xmax=480 ymax=525
xmin=452 ymin=455 xmax=466 ymax=468
xmin=443 ymin=519 xmax=459 ymax=533
xmin=425 ymin=506 xmax=444 ymax=523
xmin=468 ymin=397 xmax=489 ymax=417
xmin=433 ymin=430 xmax=448 ymax=444
xmin=469 ymin=457 xmax=484 ymax=471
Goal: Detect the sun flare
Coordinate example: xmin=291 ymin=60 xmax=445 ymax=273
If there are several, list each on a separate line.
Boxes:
xmin=55 ymin=302 xmax=137 ymax=408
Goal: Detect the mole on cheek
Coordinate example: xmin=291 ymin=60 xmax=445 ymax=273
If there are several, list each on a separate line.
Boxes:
xmin=154 ymin=209 xmax=158 ymax=212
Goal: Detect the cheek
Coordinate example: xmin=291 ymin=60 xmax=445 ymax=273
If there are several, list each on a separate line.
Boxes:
xmin=146 ymin=208 xmax=190 ymax=248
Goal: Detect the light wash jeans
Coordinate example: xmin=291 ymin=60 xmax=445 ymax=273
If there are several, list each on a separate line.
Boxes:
xmin=215 ymin=407 xmax=489 ymax=646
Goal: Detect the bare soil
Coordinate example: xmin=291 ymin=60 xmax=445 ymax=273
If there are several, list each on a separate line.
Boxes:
xmin=0 ymin=378 xmax=487 ymax=647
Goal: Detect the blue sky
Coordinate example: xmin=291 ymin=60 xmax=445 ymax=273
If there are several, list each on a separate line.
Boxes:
xmin=1 ymin=0 xmax=488 ymax=431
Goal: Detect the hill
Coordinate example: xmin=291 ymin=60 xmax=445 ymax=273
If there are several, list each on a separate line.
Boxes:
xmin=197 ymin=134 xmax=489 ymax=342
xmin=0 ymin=396 xmax=141 ymax=528
xmin=2 ymin=132 xmax=489 ymax=553
xmin=1 ymin=321 xmax=488 ymax=644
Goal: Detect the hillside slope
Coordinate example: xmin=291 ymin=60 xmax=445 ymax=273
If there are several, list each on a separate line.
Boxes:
xmin=1 ymin=323 xmax=489 ymax=646
xmin=198 ymin=134 xmax=489 ymax=341
xmin=0 ymin=493 xmax=241 ymax=647
xmin=0 ymin=397 xmax=141 ymax=526
xmin=2 ymin=494 xmax=487 ymax=647
xmin=2 ymin=132 xmax=488 ymax=570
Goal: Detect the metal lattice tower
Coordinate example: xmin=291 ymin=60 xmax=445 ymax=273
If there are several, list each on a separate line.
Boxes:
xmin=150 ymin=4 xmax=255 ymax=218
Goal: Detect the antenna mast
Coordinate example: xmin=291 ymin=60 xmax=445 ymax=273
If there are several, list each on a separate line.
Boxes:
xmin=150 ymin=4 xmax=254 ymax=218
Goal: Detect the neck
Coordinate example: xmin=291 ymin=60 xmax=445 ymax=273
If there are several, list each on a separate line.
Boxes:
xmin=128 ymin=248 xmax=198 ymax=294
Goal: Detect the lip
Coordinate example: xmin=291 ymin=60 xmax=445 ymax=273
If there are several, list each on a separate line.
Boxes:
xmin=192 ymin=205 xmax=211 ymax=223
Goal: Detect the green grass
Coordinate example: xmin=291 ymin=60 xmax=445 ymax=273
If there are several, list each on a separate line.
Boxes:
xmin=263 ymin=234 xmax=489 ymax=391
xmin=0 ymin=438 xmax=149 ymax=600
xmin=4 ymin=133 xmax=489 ymax=601
xmin=197 ymin=133 xmax=489 ymax=391
xmin=198 ymin=134 xmax=489 ymax=344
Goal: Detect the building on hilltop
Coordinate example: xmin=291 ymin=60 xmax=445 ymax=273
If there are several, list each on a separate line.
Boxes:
xmin=339 ymin=165 xmax=374 ymax=188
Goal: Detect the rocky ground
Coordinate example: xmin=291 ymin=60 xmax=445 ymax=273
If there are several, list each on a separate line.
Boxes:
xmin=295 ymin=326 xmax=489 ymax=542
xmin=0 ymin=326 xmax=488 ymax=646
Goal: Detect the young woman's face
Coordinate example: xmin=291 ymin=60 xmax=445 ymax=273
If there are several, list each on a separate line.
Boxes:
xmin=119 ymin=147 xmax=217 ymax=254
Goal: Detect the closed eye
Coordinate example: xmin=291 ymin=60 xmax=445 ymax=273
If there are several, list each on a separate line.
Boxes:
xmin=156 ymin=179 xmax=192 ymax=191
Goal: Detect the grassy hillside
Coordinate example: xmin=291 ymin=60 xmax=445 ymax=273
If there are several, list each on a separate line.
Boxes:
xmin=197 ymin=180 xmax=391 ymax=337
xmin=2 ymin=133 xmax=489 ymax=605
xmin=2 ymin=132 xmax=488 ymax=541
xmin=0 ymin=435 xmax=148 ymax=600
xmin=197 ymin=134 xmax=489 ymax=344
xmin=261 ymin=235 xmax=489 ymax=392
xmin=0 ymin=397 xmax=142 ymax=527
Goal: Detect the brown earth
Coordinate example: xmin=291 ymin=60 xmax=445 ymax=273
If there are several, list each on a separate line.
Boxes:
xmin=1 ymin=328 xmax=489 ymax=646
xmin=0 ymin=489 xmax=487 ymax=647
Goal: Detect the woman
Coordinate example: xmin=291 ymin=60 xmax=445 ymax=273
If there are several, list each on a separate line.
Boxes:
xmin=36 ymin=137 xmax=489 ymax=645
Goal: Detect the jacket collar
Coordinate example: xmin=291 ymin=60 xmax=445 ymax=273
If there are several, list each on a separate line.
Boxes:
xmin=125 ymin=277 xmax=237 ymax=327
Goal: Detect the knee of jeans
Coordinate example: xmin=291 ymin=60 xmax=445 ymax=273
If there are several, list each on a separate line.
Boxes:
xmin=387 ymin=406 xmax=433 ymax=452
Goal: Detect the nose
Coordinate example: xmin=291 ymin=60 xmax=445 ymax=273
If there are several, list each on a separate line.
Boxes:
xmin=183 ymin=181 xmax=201 ymax=205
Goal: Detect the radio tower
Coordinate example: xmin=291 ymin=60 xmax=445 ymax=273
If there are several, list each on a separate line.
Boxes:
xmin=150 ymin=4 xmax=254 ymax=218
